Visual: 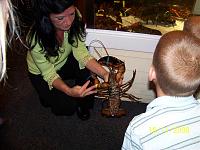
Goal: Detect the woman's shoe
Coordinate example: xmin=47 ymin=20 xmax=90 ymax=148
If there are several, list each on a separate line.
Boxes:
xmin=76 ymin=106 xmax=90 ymax=121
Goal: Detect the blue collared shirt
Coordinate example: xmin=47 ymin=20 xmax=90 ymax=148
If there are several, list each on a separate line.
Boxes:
xmin=122 ymin=96 xmax=200 ymax=150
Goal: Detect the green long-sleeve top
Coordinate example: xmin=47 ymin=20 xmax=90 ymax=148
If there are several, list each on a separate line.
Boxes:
xmin=27 ymin=31 xmax=94 ymax=89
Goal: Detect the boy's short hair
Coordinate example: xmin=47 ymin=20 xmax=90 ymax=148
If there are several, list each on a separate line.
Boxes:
xmin=183 ymin=16 xmax=200 ymax=39
xmin=153 ymin=31 xmax=200 ymax=96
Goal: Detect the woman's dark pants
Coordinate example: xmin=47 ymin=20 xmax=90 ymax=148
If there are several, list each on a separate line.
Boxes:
xmin=28 ymin=53 xmax=94 ymax=116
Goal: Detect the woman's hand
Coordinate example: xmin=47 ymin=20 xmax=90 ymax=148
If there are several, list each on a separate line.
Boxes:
xmin=86 ymin=58 xmax=110 ymax=82
xmin=102 ymin=71 xmax=109 ymax=83
xmin=52 ymin=77 xmax=96 ymax=98
xmin=69 ymin=80 xmax=97 ymax=98
xmin=117 ymin=74 xmax=124 ymax=85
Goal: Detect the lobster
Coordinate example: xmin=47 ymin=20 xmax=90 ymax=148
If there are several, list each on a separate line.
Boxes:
xmin=89 ymin=40 xmax=141 ymax=117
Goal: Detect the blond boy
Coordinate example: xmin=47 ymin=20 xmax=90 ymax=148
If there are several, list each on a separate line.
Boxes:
xmin=122 ymin=31 xmax=200 ymax=150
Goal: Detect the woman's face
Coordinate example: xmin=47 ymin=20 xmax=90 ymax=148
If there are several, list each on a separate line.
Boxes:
xmin=50 ymin=5 xmax=76 ymax=31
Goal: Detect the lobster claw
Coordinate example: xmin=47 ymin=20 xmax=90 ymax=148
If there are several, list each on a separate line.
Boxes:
xmin=96 ymin=82 xmax=110 ymax=90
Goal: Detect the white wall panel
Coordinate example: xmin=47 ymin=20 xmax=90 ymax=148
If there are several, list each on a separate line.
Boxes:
xmin=86 ymin=29 xmax=160 ymax=52
xmin=85 ymin=29 xmax=160 ymax=103
xmin=90 ymin=48 xmax=156 ymax=103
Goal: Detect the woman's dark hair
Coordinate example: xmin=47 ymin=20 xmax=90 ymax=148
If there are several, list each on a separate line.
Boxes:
xmin=27 ymin=0 xmax=86 ymax=56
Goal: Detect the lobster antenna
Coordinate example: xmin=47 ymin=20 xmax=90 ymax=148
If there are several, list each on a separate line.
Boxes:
xmin=96 ymin=40 xmax=109 ymax=56
xmin=94 ymin=40 xmax=110 ymax=65
xmin=89 ymin=40 xmax=102 ymax=59
xmin=89 ymin=40 xmax=110 ymax=57
xmin=93 ymin=47 xmax=103 ymax=59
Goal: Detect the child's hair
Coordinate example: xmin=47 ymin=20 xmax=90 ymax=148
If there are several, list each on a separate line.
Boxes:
xmin=183 ymin=16 xmax=200 ymax=39
xmin=153 ymin=31 xmax=200 ymax=96
xmin=0 ymin=0 xmax=18 ymax=80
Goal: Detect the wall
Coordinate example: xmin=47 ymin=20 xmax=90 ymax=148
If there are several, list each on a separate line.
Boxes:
xmin=86 ymin=29 xmax=161 ymax=103
xmin=90 ymin=48 xmax=155 ymax=103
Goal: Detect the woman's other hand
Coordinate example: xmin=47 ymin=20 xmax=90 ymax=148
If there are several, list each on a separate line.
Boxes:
xmin=69 ymin=80 xmax=97 ymax=98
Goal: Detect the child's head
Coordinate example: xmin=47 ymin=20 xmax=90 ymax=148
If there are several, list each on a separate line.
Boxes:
xmin=151 ymin=31 xmax=200 ymax=96
xmin=183 ymin=16 xmax=200 ymax=39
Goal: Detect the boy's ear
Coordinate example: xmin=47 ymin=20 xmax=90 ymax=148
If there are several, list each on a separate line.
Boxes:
xmin=148 ymin=65 xmax=156 ymax=82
